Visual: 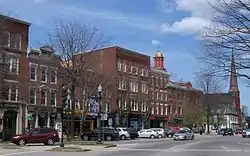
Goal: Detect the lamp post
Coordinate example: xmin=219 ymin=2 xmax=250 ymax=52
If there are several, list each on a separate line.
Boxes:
xmin=97 ymin=84 xmax=102 ymax=144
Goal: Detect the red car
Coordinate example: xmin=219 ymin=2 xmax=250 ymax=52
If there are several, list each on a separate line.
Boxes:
xmin=11 ymin=128 xmax=59 ymax=146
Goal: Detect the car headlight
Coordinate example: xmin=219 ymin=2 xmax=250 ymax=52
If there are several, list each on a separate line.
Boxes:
xmin=13 ymin=136 xmax=20 ymax=139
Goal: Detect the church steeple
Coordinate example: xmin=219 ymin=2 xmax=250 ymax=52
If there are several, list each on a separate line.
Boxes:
xmin=229 ymin=48 xmax=239 ymax=92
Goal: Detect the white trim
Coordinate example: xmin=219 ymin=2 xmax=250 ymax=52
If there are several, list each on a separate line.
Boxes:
xmin=4 ymin=79 xmax=18 ymax=83
xmin=40 ymin=65 xmax=48 ymax=83
xmin=29 ymin=63 xmax=38 ymax=81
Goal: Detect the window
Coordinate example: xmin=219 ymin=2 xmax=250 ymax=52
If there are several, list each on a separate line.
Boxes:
xmin=29 ymin=88 xmax=36 ymax=104
xmin=141 ymin=101 xmax=146 ymax=112
xmin=160 ymin=105 xmax=164 ymax=115
xmin=51 ymin=69 xmax=57 ymax=83
xmin=156 ymin=92 xmax=159 ymax=100
xmin=141 ymin=68 xmax=145 ymax=76
xmin=30 ymin=64 xmax=37 ymax=81
xmin=156 ymin=103 xmax=159 ymax=114
xmin=165 ymin=106 xmax=168 ymax=115
xmin=130 ymin=66 xmax=138 ymax=74
xmin=119 ymin=99 xmax=127 ymax=110
xmin=130 ymin=81 xmax=138 ymax=92
xmin=168 ymin=105 xmax=172 ymax=114
xmin=118 ymin=78 xmax=126 ymax=90
xmin=51 ymin=90 xmax=56 ymax=106
xmin=75 ymin=100 xmax=80 ymax=110
xmin=41 ymin=89 xmax=47 ymax=105
xmin=151 ymin=103 xmax=154 ymax=114
xmin=141 ymin=83 xmax=148 ymax=93
xmin=117 ymin=60 xmax=121 ymax=71
xmin=4 ymin=84 xmax=18 ymax=101
xmin=178 ymin=107 xmax=182 ymax=115
xmin=41 ymin=66 xmax=48 ymax=82
xmin=11 ymin=57 xmax=18 ymax=74
xmin=3 ymin=31 xmax=10 ymax=46
xmin=10 ymin=85 xmax=17 ymax=101
xmin=105 ymin=103 xmax=109 ymax=112
xmin=130 ymin=99 xmax=138 ymax=111
xmin=14 ymin=34 xmax=21 ymax=49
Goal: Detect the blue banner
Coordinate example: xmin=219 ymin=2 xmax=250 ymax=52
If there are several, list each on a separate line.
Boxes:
xmin=89 ymin=97 xmax=99 ymax=117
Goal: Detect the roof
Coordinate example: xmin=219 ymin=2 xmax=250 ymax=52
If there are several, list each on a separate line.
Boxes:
xmin=166 ymin=81 xmax=202 ymax=92
xmin=154 ymin=51 xmax=163 ymax=57
xmin=0 ymin=14 xmax=31 ymax=26
xmin=151 ymin=68 xmax=169 ymax=76
xmin=114 ymin=46 xmax=150 ymax=58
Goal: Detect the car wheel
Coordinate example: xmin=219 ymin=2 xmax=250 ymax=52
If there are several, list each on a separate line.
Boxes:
xmin=18 ymin=139 xmax=25 ymax=146
xmin=168 ymin=134 xmax=172 ymax=138
xmin=120 ymin=135 xmax=126 ymax=140
xmin=47 ymin=138 xmax=55 ymax=146
xmin=106 ymin=135 xmax=112 ymax=141
xmin=158 ymin=134 xmax=163 ymax=138
xmin=150 ymin=135 xmax=155 ymax=139
xmin=83 ymin=135 xmax=89 ymax=141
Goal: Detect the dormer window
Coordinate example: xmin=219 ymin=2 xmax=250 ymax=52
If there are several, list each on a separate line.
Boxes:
xmin=3 ymin=31 xmax=10 ymax=47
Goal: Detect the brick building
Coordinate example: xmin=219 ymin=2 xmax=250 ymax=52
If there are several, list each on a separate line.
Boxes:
xmin=150 ymin=51 xmax=202 ymax=129
xmin=27 ymin=46 xmax=61 ymax=129
xmin=87 ymin=46 xmax=151 ymax=130
xmin=0 ymin=14 xmax=30 ymax=140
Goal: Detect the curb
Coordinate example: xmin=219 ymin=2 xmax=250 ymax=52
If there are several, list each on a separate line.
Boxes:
xmin=46 ymin=147 xmax=92 ymax=152
xmin=104 ymin=144 xmax=117 ymax=148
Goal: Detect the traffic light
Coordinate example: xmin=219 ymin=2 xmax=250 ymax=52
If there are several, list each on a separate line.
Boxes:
xmin=61 ymin=88 xmax=68 ymax=109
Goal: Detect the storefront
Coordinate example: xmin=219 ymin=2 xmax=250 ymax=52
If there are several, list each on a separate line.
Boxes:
xmin=0 ymin=102 xmax=26 ymax=141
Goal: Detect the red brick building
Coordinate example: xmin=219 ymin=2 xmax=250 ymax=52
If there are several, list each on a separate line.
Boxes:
xmin=150 ymin=51 xmax=202 ymax=129
xmin=27 ymin=46 xmax=61 ymax=129
xmin=0 ymin=14 xmax=30 ymax=140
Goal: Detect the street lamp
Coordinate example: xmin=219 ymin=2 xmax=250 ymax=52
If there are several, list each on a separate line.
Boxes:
xmin=97 ymin=84 xmax=102 ymax=144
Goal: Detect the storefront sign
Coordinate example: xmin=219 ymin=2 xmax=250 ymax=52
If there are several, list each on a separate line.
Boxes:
xmin=0 ymin=103 xmax=18 ymax=109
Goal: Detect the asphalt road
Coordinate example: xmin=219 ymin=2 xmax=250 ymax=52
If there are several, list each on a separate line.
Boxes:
xmin=1 ymin=135 xmax=250 ymax=156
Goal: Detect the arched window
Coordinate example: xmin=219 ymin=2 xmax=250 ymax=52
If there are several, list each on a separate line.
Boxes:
xmin=2 ymin=31 xmax=10 ymax=46
xmin=14 ymin=34 xmax=21 ymax=49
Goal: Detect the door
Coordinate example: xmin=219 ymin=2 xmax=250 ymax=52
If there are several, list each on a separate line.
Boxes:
xmin=3 ymin=111 xmax=17 ymax=141
xmin=28 ymin=129 xmax=40 ymax=143
xmin=145 ymin=130 xmax=152 ymax=138
xmin=138 ymin=130 xmax=145 ymax=137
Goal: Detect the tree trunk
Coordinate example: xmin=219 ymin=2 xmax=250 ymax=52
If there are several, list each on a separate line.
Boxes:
xmin=206 ymin=113 xmax=210 ymax=134
xmin=70 ymin=84 xmax=75 ymax=139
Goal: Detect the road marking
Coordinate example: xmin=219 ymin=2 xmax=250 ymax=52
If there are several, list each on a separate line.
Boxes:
xmin=114 ymin=148 xmax=250 ymax=152
xmin=221 ymin=145 xmax=229 ymax=150
xmin=0 ymin=151 xmax=37 ymax=156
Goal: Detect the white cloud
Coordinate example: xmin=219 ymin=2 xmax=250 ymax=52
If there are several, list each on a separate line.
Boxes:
xmin=162 ymin=17 xmax=209 ymax=34
xmin=160 ymin=0 xmax=215 ymax=34
xmin=151 ymin=40 xmax=160 ymax=46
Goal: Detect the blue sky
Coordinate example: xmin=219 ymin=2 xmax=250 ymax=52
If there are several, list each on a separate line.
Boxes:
xmin=1 ymin=0 xmax=249 ymax=111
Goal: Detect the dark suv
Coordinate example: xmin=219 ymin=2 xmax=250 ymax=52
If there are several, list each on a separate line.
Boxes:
xmin=222 ymin=128 xmax=234 ymax=136
xmin=81 ymin=127 xmax=119 ymax=141
xmin=11 ymin=128 xmax=59 ymax=146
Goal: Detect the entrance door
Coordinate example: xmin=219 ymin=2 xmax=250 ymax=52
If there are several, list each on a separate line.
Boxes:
xmin=3 ymin=111 xmax=17 ymax=141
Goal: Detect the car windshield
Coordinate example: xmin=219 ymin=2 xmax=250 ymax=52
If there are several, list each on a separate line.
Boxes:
xmin=179 ymin=130 xmax=187 ymax=133
xmin=122 ymin=128 xmax=128 ymax=131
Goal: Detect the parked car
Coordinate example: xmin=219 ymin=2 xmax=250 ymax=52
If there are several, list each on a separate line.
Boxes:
xmin=138 ymin=129 xmax=159 ymax=139
xmin=173 ymin=130 xmax=194 ymax=141
xmin=116 ymin=127 xmax=130 ymax=140
xmin=11 ymin=128 xmax=59 ymax=146
xmin=222 ymin=128 xmax=234 ymax=136
xmin=127 ymin=127 xmax=138 ymax=139
xmin=150 ymin=128 xmax=165 ymax=138
xmin=242 ymin=129 xmax=250 ymax=138
xmin=164 ymin=129 xmax=175 ymax=138
xmin=81 ymin=127 xmax=119 ymax=141
xmin=218 ymin=128 xmax=227 ymax=135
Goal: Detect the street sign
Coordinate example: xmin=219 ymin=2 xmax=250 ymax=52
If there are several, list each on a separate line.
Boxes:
xmin=89 ymin=97 xmax=99 ymax=117
xmin=27 ymin=113 xmax=32 ymax=121
xmin=101 ymin=113 xmax=107 ymax=120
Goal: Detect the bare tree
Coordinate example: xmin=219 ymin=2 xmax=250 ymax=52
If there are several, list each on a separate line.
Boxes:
xmin=200 ymin=0 xmax=250 ymax=84
xmin=49 ymin=20 xmax=108 ymax=138
xmin=194 ymin=72 xmax=224 ymax=133
xmin=242 ymin=105 xmax=249 ymax=118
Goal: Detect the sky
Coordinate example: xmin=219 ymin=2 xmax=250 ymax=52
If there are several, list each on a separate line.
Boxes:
xmin=0 ymin=0 xmax=249 ymax=111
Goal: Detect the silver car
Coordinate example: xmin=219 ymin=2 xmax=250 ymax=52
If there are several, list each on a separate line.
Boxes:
xmin=173 ymin=130 xmax=194 ymax=140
